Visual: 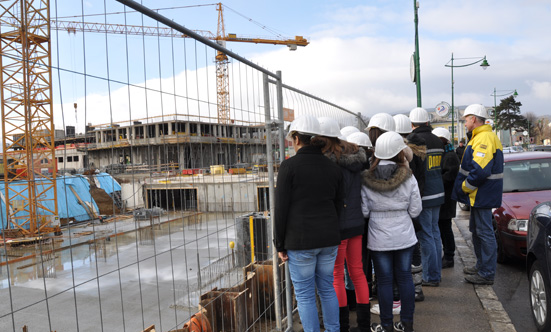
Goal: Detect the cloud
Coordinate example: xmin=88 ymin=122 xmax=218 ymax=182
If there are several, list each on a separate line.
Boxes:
xmin=529 ymin=81 xmax=551 ymax=100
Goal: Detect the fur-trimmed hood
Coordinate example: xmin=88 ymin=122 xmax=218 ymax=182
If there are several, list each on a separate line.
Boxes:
xmin=362 ymin=163 xmax=412 ymax=192
xmin=408 ymin=143 xmax=426 ymax=160
xmin=325 ymin=148 xmax=367 ymax=172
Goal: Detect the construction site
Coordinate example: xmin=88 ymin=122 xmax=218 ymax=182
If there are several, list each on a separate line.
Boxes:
xmin=0 ymin=1 xmax=363 ymax=331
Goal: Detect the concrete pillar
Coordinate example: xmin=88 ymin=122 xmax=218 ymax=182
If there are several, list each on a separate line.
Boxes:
xmin=155 ymin=124 xmax=160 ymax=137
xmin=168 ymin=122 xmax=172 ymax=135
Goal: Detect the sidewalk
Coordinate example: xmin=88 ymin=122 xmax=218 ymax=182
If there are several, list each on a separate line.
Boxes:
xmin=291 ymin=216 xmax=517 ymax=331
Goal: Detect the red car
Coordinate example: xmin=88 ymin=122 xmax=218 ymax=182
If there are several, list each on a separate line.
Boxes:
xmin=493 ymin=151 xmax=551 ymax=263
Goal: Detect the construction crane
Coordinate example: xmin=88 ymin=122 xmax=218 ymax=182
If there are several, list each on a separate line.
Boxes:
xmin=0 ymin=0 xmax=60 ymax=238
xmin=0 ymin=1 xmax=306 ymax=237
xmin=49 ymin=3 xmax=308 ymax=124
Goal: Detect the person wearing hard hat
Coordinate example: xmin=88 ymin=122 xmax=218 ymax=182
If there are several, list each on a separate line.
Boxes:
xmin=395 ymin=113 xmax=427 ymax=302
xmin=432 ymin=128 xmax=460 ymax=269
xmin=365 ymin=113 xmax=396 ymax=146
xmin=409 ymin=107 xmax=445 ymax=288
xmin=360 ymin=131 xmax=422 ymax=332
xmin=275 ymin=115 xmax=344 ymax=332
xmin=452 ymin=104 xmax=504 ymax=285
xmin=314 ymin=117 xmax=371 ymax=331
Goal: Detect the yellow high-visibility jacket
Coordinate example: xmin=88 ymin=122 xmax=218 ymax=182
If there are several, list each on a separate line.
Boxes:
xmin=451 ymin=124 xmax=504 ymax=208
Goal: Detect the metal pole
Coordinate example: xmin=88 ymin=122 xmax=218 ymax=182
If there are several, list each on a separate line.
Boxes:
xmin=494 ymin=87 xmax=498 ymax=134
xmin=451 ymin=53 xmax=455 ymax=144
xmin=276 ymin=71 xmax=295 ymax=331
xmin=413 ymin=0 xmax=422 ymax=107
xmin=264 ymin=73 xmax=283 ymax=331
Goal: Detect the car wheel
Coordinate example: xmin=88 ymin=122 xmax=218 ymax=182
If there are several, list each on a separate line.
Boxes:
xmin=530 ymin=261 xmax=551 ymax=331
xmin=458 ymin=202 xmax=470 ymax=211
xmin=494 ymin=219 xmax=508 ymax=264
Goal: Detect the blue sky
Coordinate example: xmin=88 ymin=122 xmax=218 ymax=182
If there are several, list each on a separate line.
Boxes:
xmin=48 ymin=0 xmax=551 ymax=131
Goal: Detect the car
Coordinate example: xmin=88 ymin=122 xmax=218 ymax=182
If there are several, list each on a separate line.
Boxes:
xmin=493 ymin=151 xmax=551 ymax=263
xmin=533 ymin=145 xmax=551 ymax=152
xmin=502 ymin=145 xmax=524 ymax=154
xmin=527 ymin=201 xmax=551 ymax=331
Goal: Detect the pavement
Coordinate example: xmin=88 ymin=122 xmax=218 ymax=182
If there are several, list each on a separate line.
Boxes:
xmin=291 ymin=212 xmax=518 ymax=332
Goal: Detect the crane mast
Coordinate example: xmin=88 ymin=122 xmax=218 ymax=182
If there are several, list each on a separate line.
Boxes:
xmin=0 ymin=0 xmax=59 ymax=237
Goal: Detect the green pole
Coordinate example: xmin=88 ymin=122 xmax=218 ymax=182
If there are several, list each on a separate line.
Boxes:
xmin=450 ymin=53 xmax=455 ymax=145
xmin=494 ymin=87 xmax=497 ymax=133
xmin=413 ymin=0 xmax=422 ymax=107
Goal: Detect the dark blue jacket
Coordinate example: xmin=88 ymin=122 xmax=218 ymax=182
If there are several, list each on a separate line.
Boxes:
xmin=325 ymin=148 xmax=367 ymax=240
xmin=412 ymin=125 xmax=445 ymax=207
xmin=452 ymin=125 xmax=503 ymax=208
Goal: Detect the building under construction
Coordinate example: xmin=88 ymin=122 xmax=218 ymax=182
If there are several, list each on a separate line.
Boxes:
xmin=0 ymin=1 xmax=361 ymax=331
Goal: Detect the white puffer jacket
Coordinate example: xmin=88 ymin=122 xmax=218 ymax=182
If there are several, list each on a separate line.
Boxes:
xmin=361 ymin=160 xmax=422 ymax=251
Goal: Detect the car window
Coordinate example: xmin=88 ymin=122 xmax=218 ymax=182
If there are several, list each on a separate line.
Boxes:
xmin=503 ymin=158 xmax=551 ymax=193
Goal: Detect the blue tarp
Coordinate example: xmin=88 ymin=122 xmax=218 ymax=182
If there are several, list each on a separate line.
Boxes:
xmin=94 ymin=172 xmax=122 ymax=194
xmin=0 ymin=174 xmax=121 ymax=229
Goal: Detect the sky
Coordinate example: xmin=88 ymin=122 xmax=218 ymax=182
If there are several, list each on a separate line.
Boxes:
xmin=41 ymin=0 xmax=551 ymax=132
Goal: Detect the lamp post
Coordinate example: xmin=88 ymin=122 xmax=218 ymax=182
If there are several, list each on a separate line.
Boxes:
xmin=490 ymin=88 xmax=518 ymax=135
xmin=445 ymin=53 xmax=489 ymax=145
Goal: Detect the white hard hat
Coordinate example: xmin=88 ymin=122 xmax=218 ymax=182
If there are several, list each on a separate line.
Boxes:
xmin=409 ymin=107 xmax=429 ymax=123
xmin=374 ymin=131 xmax=407 ymax=159
xmin=366 ymin=113 xmax=396 ymax=132
xmin=286 ymin=115 xmax=321 ymax=141
xmin=346 ymin=132 xmax=373 ymax=148
xmin=393 ymin=114 xmax=412 ymax=134
xmin=340 ymin=126 xmax=360 ymax=138
xmin=432 ymin=127 xmax=451 ymax=142
xmin=317 ymin=117 xmax=341 ymax=138
xmin=462 ymin=104 xmax=488 ymax=119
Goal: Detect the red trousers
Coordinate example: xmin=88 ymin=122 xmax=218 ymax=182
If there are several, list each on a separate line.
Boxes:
xmin=333 ymin=235 xmax=370 ymax=306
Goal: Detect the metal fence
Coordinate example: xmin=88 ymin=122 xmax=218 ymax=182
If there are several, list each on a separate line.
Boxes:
xmin=0 ymin=1 xmax=364 ymax=331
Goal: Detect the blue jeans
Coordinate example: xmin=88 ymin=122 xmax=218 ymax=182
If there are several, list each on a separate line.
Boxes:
xmin=417 ymin=206 xmax=442 ymax=282
xmin=371 ymin=245 xmax=415 ymax=326
xmin=469 ymin=208 xmax=497 ymax=280
xmin=287 ymin=246 xmax=339 ymax=332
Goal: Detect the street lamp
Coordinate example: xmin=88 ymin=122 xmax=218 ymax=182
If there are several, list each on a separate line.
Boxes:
xmin=491 ymin=88 xmax=518 ymax=134
xmin=445 ymin=53 xmax=490 ymax=144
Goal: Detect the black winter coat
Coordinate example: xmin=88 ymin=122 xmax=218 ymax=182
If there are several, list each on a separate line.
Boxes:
xmin=439 ymin=144 xmax=460 ymax=219
xmin=275 ymin=145 xmax=344 ymax=252
xmin=411 ymin=125 xmax=445 ymax=207
xmin=325 ymin=148 xmax=367 ymax=240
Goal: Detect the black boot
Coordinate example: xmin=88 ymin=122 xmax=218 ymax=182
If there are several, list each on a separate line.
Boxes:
xmin=346 ymin=288 xmax=357 ymax=311
xmin=339 ymin=306 xmax=350 ymax=332
xmin=350 ymin=303 xmax=371 ymax=332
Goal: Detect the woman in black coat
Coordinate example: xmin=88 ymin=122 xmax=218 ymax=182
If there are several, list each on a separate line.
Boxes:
xmin=275 ymin=116 xmax=344 ymax=332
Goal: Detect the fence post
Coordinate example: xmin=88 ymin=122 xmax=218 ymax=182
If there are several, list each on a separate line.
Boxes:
xmin=277 ymin=71 xmax=295 ymax=330
xmin=264 ymin=73 xmax=283 ymax=331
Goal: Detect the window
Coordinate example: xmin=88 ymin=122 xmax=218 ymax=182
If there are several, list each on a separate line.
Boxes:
xmin=74 ymin=156 xmax=79 ymax=162
xmin=58 ymin=157 xmax=63 ymax=162
xmin=67 ymin=156 xmax=73 ymax=162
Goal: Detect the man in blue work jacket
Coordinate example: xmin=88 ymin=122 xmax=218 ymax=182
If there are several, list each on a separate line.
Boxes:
xmin=409 ymin=107 xmax=445 ymax=287
xmin=452 ymin=104 xmax=503 ymax=285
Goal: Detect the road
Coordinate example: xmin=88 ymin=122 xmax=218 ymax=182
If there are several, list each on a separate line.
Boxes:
xmin=454 ymin=207 xmax=537 ymax=332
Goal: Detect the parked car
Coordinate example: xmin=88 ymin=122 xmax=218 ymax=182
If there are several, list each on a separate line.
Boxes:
xmin=527 ymin=201 xmax=551 ymax=331
xmin=493 ymin=152 xmax=551 ymax=263
xmin=533 ymin=145 xmax=551 ymax=152
xmin=502 ymin=145 xmax=524 ymax=154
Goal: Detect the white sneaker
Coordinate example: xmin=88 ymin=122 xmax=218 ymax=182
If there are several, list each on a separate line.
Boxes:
xmin=369 ymin=300 xmax=401 ymax=315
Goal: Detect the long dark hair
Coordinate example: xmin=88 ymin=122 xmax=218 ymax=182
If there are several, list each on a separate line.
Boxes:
xmin=311 ymin=136 xmax=358 ymax=159
xmin=369 ymin=150 xmax=406 ymax=172
xmin=292 ymin=132 xmax=313 ymax=145
xmin=368 ymin=127 xmax=385 ymax=146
